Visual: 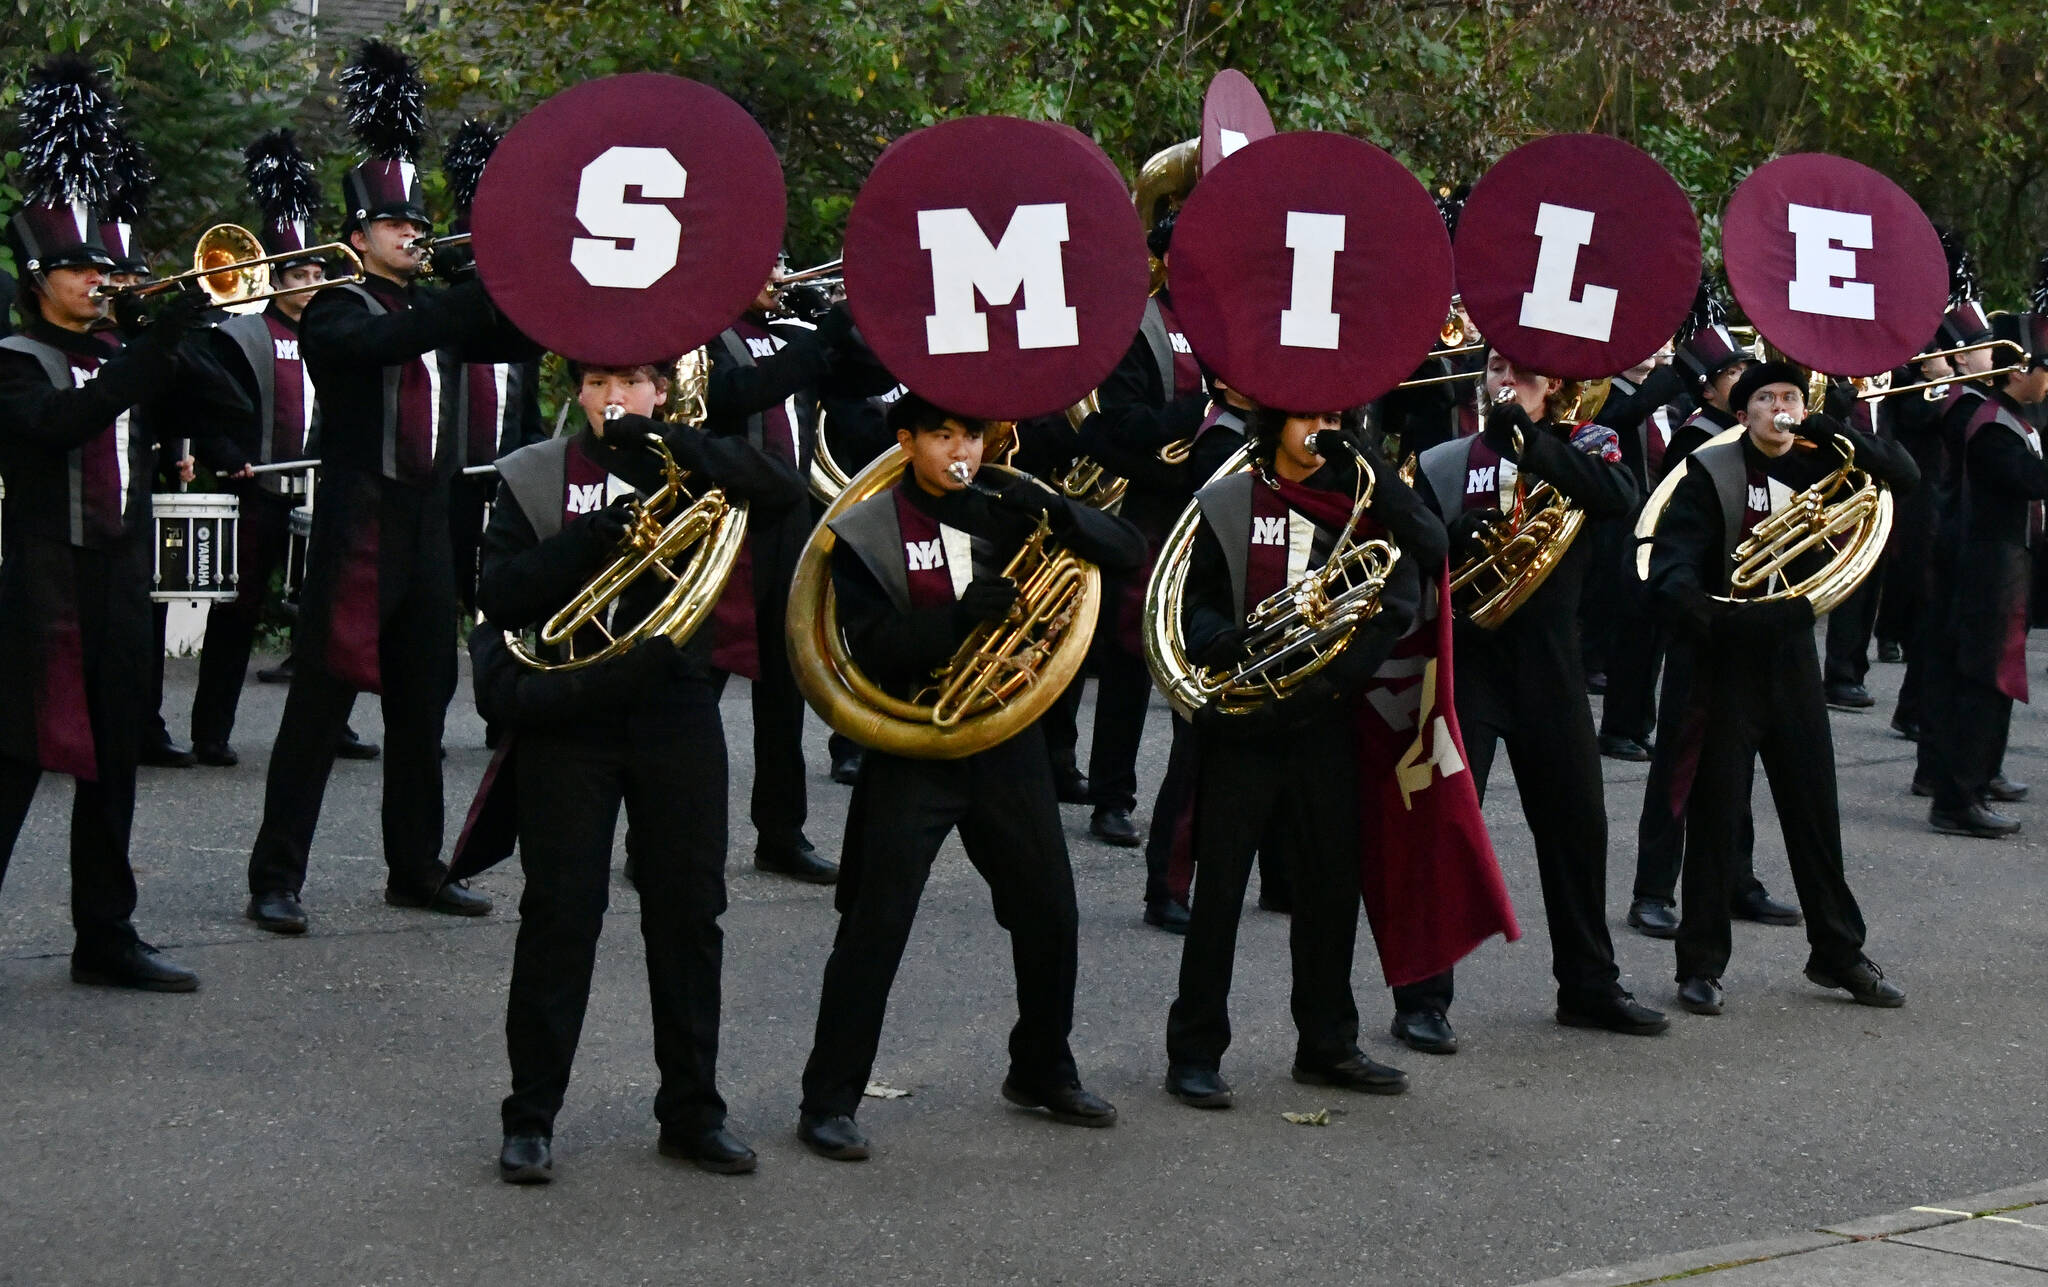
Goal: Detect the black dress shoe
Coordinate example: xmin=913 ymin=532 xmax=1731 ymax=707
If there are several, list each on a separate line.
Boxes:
xmin=1930 ymin=801 xmax=2021 ymax=838
xmin=1001 ymin=1077 xmax=1118 ymax=1127
xmin=1877 ymin=640 xmax=1905 ymax=663
xmin=658 ymin=1124 xmax=758 ymax=1174
xmin=335 ymin=726 xmax=380 ymax=760
xmin=755 ymin=837 xmax=839 ymax=884
xmin=1597 ymin=734 xmax=1652 ymax=762
xmin=1142 ymin=900 xmax=1190 ymax=934
xmin=256 ymin=657 xmax=295 ymax=684
xmin=1389 ymin=1008 xmax=1457 ymax=1054
xmin=1985 ymin=775 xmax=2029 ymax=803
xmin=140 ymin=737 xmax=197 ymax=768
xmin=1088 ymin=807 xmax=1140 ymax=847
xmin=245 ymin=890 xmax=308 ymax=935
xmin=1891 ymin=714 xmax=1920 ymax=740
xmin=830 ymin=748 xmax=863 ymax=785
xmin=1824 ymin=682 xmax=1874 ymax=709
xmin=797 ymin=1113 xmax=870 ymax=1161
xmin=70 ymin=940 xmax=199 ymax=993
xmin=499 ymin=1133 xmax=553 ymax=1184
xmin=1053 ymin=768 xmax=1091 ymax=805
xmin=1163 ymin=1065 xmax=1233 ymax=1109
xmin=386 ymin=880 xmax=493 ymax=916
xmin=1626 ymin=897 xmax=1680 ymax=939
xmin=1557 ymin=990 xmax=1669 ymax=1035
xmin=1804 ymin=956 xmax=1905 ymax=1008
xmin=1732 ymin=887 xmax=1802 ymax=926
xmin=1293 ymin=1052 xmax=1408 ymax=1095
xmin=193 ymin=740 xmax=239 ymax=767
xmin=1676 ymin=976 xmax=1723 ymax=1015
xmin=1910 ymin=778 xmax=1935 ymax=797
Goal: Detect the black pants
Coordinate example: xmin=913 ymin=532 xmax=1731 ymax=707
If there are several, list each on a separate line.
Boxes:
xmin=447 ymin=471 xmax=493 ymax=617
xmin=1599 ymin=574 xmax=1661 ymax=745
xmin=800 ymin=725 xmax=1079 ymax=1118
xmin=1633 ymin=642 xmax=1762 ymax=904
xmin=0 ymin=548 xmax=150 ymax=957
xmin=1675 ymin=633 xmax=1866 ymax=981
xmin=1086 ymin=633 xmax=1153 ymax=813
xmin=1929 ymin=673 xmax=2012 ymax=813
xmin=1393 ymin=622 xmax=1621 ymax=1013
xmin=1165 ymin=715 xmax=1361 ymax=1071
xmin=717 ymin=602 xmax=809 ymax=852
xmin=190 ymin=496 xmax=291 ymax=746
xmin=246 ymin=529 xmax=456 ymax=898
xmin=502 ymin=706 xmax=730 ymax=1137
xmin=1578 ymin=517 xmax=1626 ymax=676
xmin=1822 ymin=576 xmax=1879 ymax=688
xmin=1042 ymin=668 xmax=1083 ymax=775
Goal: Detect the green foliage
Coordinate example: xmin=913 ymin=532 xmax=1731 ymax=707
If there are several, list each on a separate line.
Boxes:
xmin=0 ymin=0 xmax=318 ymax=276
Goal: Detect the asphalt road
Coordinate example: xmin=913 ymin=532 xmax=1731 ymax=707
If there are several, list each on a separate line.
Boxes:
xmin=3 ymin=637 xmax=2044 ymax=1286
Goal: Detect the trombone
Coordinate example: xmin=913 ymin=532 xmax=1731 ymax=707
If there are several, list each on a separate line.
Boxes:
xmin=96 ymin=223 xmax=364 ymax=311
xmin=1393 ymin=342 xmax=1489 ymax=389
xmin=1857 ymin=338 xmax=2031 ymax=401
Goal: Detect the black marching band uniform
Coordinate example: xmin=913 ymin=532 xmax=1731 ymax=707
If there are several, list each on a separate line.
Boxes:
xmin=1922 ymin=315 xmax=2048 ymax=837
xmin=704 ymin=297 xmax=888 ymax=883
xmin=1626 ymin=321 xmax=1798 ymax=938
xmin=1646 ymin=362 xmax=1914 ymax=1011
xmin=244 ymin=62 xmax=539 ymax=931
xmin=472 ymin=387 xmax=806 ymax=1181
xmin=796 ymin=395 xmax=1144 ymax=1159
xmin=1164 ymin=418 xmax=1445 ymax=1105
xmin=0 ymin=57 xmax=222 ymax=989
xmin=1404 ymin=379 xmax=1666 ymax=1043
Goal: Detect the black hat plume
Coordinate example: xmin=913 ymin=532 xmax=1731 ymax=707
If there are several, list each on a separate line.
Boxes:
xmin=1675 ymin=273 xmax=1728 ymax=344
xmin=442 ymin=117 xmax=501 ymax=212
xmin=1936 ymin=225 xmax=1980 ymax=308
xmin=16 ymin=54 xmax=122 ymax=207
xmin=243 ymin=128 xmax=319 ymax=223
xmin=338 ymin=39 xmax=427 ymax=162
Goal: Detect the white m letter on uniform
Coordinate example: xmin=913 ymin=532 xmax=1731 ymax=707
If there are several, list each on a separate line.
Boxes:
xmin=906 ymin=538 xmax=945 ymax=571
xmin=1518 ymin=203 xmax=1617 ymax=342
xmin=1785 ymin=203 xmax=1875 ymax=320
xmin=1278 ymin=211 xmax=1344 ymax=350
xmin=1251 ymin=515 xmax=1288 ymax=546
xmin=570 ymin=147 xmax=686 ymax=291
xmin=919 ymin=204 xmax=1078 ymax=355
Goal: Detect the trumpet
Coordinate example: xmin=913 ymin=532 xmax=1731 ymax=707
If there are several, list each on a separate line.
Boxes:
xmin=94 ymin=223 xmax=364 ymax=311
xmin=1858 ymin=338 xmax=2031 ymax=402
xmin=403 ymin=231 xmax=471 ymax=275
xmin=1393 ymin=342 xmax=1489 ymax=389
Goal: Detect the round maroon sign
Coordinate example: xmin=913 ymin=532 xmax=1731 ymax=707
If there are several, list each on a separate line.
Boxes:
xmin=1201 ymin=69 xmax=1275 ymax=176
xmin=842 ymin=116 xmax=1150 ymax=421
xmin=1723 ymin=153 xmax=1946 ymax=376
xmin=1454 ymin=134 xmax=1700 ymax=380
xmin=471 ymin=74 xmax=786 ymax=366
xmin=1169 ymin=131 xmax=1452 ymax=411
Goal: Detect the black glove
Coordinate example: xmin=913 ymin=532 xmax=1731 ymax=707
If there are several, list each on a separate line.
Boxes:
xmin=959 ymin=575 xmax=1018 ymax=623
xmin=1192 ymin=626 xmax=1248 ymax=671
xmin=1480 ymin=399 xmax=1534 ymax=459
xmin=1446 ymin=507 xmax=1503 ymax=562
xmin=115 ymin=285 xmax=210 ymax=341
xmin=813 ymin=301 xmax=858 ymax=357
xmin=987 ymin=474 xmax=1068 ymax=526
xmin=1795 ymin=411 xmax=1844 ymax=446
xmin=583 ymin=498 xmax=636 ymax=546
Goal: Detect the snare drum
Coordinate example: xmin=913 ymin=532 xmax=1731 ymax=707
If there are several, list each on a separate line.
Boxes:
xmin=151 ymin=493 xmax=241 ymax=603
xmin=284 ymin=502 xmax=314 ymax=606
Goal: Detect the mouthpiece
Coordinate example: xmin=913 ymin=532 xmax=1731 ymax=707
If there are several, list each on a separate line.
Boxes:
xmin=1772 ymin=412 xmax=1799 ymax=431
xmin=1492 ymin=386 xmax=1517 ymax=406
xmin=946 ymin=461 xmax=974 ymax=485
xmin=603 ymin=404 xmax=625 ymax=422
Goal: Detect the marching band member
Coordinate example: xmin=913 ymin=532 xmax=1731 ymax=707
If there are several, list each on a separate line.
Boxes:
xmin=0 ymin=57 xmax=216 ymax=991
xmin=182 ymin=130 xmax=329 ymax=767
xmin=704 ymin=278 xmax=890 ymax=884
xmin=1163 ymin=407 xmax=1447 ymax=1107
xmin=1922 ymin=314 xmax=2048 ymax=838
xmin=473 ymin=356 xmax=805 ymax=1183
xmin=795 ymin=393 xmax=1144 ymax=1161
xmin=1648 ymin=361 xmax=1914 ymax=1014
xmin=1625 ymin=315 xmax=1801 ymax=941
xmin=1401 ymin=349 xmax=1669 ymax=1048
xmin=243 ymin=41 xmax=538 ymax=934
